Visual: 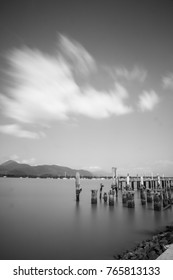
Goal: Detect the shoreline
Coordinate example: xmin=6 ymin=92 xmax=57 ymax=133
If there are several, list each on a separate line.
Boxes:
xmin=114 ymin=223 xmax=173 ymax=260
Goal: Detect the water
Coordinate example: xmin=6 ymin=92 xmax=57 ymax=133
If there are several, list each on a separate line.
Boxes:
xmin=0 ymin=178 xmax=173 ymax=260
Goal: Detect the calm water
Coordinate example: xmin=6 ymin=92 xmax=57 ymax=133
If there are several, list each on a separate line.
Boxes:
xmin=0 ymin=178 xmax=173 ymax=260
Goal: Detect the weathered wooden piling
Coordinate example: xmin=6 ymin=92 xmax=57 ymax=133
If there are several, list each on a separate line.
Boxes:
xmin=122 ymin=192 xmax=127 ymax=204
xmin=112 ymin=167 xmax=116 ymax=185
xmin=144 ymin=180 xmax=147 ymax=189
xmin=151 ymin=179 xmax=154 ymax=189
xmin=75 ymin=172 xmax=82 ymax=201
xmin=154 ymin=192 xmax=161 ymax=211
xmin=147 ymin=189 xmax=152 ymax=203
xmin=117 ymin=176 xmax=120 ymax=190
xmin=119 ymin=179 xmax=122 ymax=190
xmin=140 ymin=188 xmax=146 ymax=205
xmin=103 ymin=192 xmax=108 ymax=203
xmin=131 ymin=180 xmax=135 ymax=191
xmin=168 ymin=189 xmax=172 ymax=204
xmin=162 ymin=175 xmax=166 ymax=190
xmin=126 ymin=174 xmax=130 ymax=190
xmin=163 ymin=191 xmax=168 ymax=207
xmin=127 ymin=192 xmax=135 ymax=208
xmin=140 ymin=176 xmax=144 ymax=189
xmin=148 ymin=180 xmax=151 ymax=189
xmin=137 ymin=179 xmax=140 ymax=190
xmin=99 ymin=183 xmax=104 ymax=199
xmin=111 ymin=167 xmax=118 ymax=196
xmin=91 ymin=190 xmax=98 ymax=204
xmin=157 ymin=174 xmax=161 ymax=190
xmin=109 ymin=190 xmax=114 ymax=206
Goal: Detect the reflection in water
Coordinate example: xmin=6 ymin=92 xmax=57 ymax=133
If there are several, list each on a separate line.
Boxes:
xmin=154 ymin=210 xmax=162 ymax=223
xmin=0 ymin=178 xmax=173 ymax=260
xmin=91 ymin=203 xmax=97 ymax=211
xmin=75 ymin=200 xmax=80 ymax=211
xmin=90 ymin=203 xmax=98 ymax=221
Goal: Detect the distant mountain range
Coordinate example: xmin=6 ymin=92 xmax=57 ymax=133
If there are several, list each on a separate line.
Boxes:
xmin=0 ymin=160 xmax=93 ymax=178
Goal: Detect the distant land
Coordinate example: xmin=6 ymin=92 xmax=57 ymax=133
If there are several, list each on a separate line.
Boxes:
xmin=0 ymin=160 xmax=109 ymax=179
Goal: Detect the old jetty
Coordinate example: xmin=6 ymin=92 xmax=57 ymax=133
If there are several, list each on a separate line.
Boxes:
xmin=75 ymin=169 xmax=173 ymax=211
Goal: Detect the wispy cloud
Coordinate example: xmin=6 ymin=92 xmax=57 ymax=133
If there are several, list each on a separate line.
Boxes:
xmin=138 ymin=90 xmax=159 ymax=112
xmin=8 ymin=155 xmax=36 ymax=165
xmin=20 ymin=158 xmax=36 ymax=165
xmin=59 ymin=34 xmax=97 ymax=77
xmin=0 ymin=124 xmax=42 ymax=139
xmin=0 ymin=35 xmax=132 ymax=129
xmin=162 ymin=73 xmax=173 ymax=89
xmin=87 ymin=166 xmax=102 ymax=171
xmin=114 ymin=66 xmax=147 ymax=82
xmin=9 ymin=154 xmax=19 ymax=161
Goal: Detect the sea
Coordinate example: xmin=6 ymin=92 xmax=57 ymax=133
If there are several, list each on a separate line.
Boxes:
xmin=0 ymin=177 xmax=173 ymax=260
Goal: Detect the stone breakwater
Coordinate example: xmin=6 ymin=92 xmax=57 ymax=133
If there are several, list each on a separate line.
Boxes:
xmin=114 ymin=225 xmax=173 ymax=260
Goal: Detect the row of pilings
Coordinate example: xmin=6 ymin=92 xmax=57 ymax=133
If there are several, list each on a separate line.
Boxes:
xmin=75 ymin=169 xmax=173 ymax=211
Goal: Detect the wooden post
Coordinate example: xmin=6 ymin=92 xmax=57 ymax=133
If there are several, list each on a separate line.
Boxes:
xmin=109 ymin=190 xmax=114 ymax=206
xmin=99 ymin=183 xmax=104 ymax=199
xmin=168 ymin=188 xmax=172 ymax=204
xmin=127 ymin=192 xmax=135 ymax=208
xmin=91 ymin=190 xmax=98 ymax=204
xmin=111 ymin=167 xmax=118 ymax=196
xmin=137 ymin=175 xmax=140 ymax=190
xmin=112 ymin=167 xmax=116 ymax=186
xmin=140 ymin=176 xmax=144 ymax=189
xmin=154 ymin=193 xmax=161 ymax=211
xmin=151 ymin=173 xmax=153 ymax=190
xmin=122 ymin=192 xmax=127 ymax=204
xmin=75 ymin=172 xmax=82 ymax=201
xmin=157 ymin=174 xmax=161 ymax=190
xmin=140 ymin=188 xmax=146 ymax=205
xmin=147 ymin=189 xmax=152 ymax=203
xmin=103 ymin=192 xmax=108 ymax=203
xmin=153 ymin=179 xmax=156 ymax=190
xmin=163 ymin=190 xmax=168 ymax=208
xmin=162 ymin=174 xmax=166 ymax=190
xmin=127 ymin=173 xmax=130 ymax=190
xmin=144 ymin=180 xmax=146 ymax=189
xmin=148 ymin=180 xmax=151 ymax=189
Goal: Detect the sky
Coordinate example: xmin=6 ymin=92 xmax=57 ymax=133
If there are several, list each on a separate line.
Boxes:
xmin=0 ymin=0 xmax=173 ymax=176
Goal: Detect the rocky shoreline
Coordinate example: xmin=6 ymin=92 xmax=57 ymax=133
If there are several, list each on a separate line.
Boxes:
xmin=114 ymin=224 xmax=173 ymax=260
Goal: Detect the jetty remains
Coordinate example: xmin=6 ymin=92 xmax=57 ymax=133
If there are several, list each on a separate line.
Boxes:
xmin=74 ymin=169 xmax=173 ymax=211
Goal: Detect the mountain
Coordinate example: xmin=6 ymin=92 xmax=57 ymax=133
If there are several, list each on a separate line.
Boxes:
xmin=1 ymin=160 xmax=19 ymax=167
xmin=0 ymin=160 xmax=93 ymax=178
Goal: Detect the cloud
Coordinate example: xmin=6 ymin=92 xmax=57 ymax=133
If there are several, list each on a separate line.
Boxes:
xmin=114 ymin=66 xmax=147 ymax=82
xmin=8 ymin=155 xmax=36 ymax=165
xmin=0 ymin=124 xmax=41 ymax=139
xmin=59 ymin=34 xmax=97 ymax=77
xmin=138 ymin=90 xmax=159 ymax=112
xmin=87 ymin=166 xmax=102 ymax=171
xmin=70 ymin=83 xmax=132 ymax=118
xmin=10 ymin=154 xmax=19 ymax=161
xmin=20 ymin=158 xmax=36 ymax=165
xmin=162 ymin=73 xmax=173 ymax=89
xmin=0 ymin=35 xmax=132 ymax=127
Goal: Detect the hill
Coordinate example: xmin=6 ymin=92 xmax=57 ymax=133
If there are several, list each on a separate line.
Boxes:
xmin=0 ymin=160 xmax=93 ymax=178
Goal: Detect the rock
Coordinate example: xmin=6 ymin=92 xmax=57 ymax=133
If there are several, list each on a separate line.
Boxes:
xmin=147 ymin=250 xmax=158 ymax=260
xmin=166 ymin=225 xmax=173 ymax=231
xmin=167 ymin=233 xmax=173 ymax=243
xmin=113 ymin=223 xmax=173 ymax=259
xmin=153 ymin=245 xmax=162 ymax=255
xmin=159 ymin=238 xmax=168 ymax=246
